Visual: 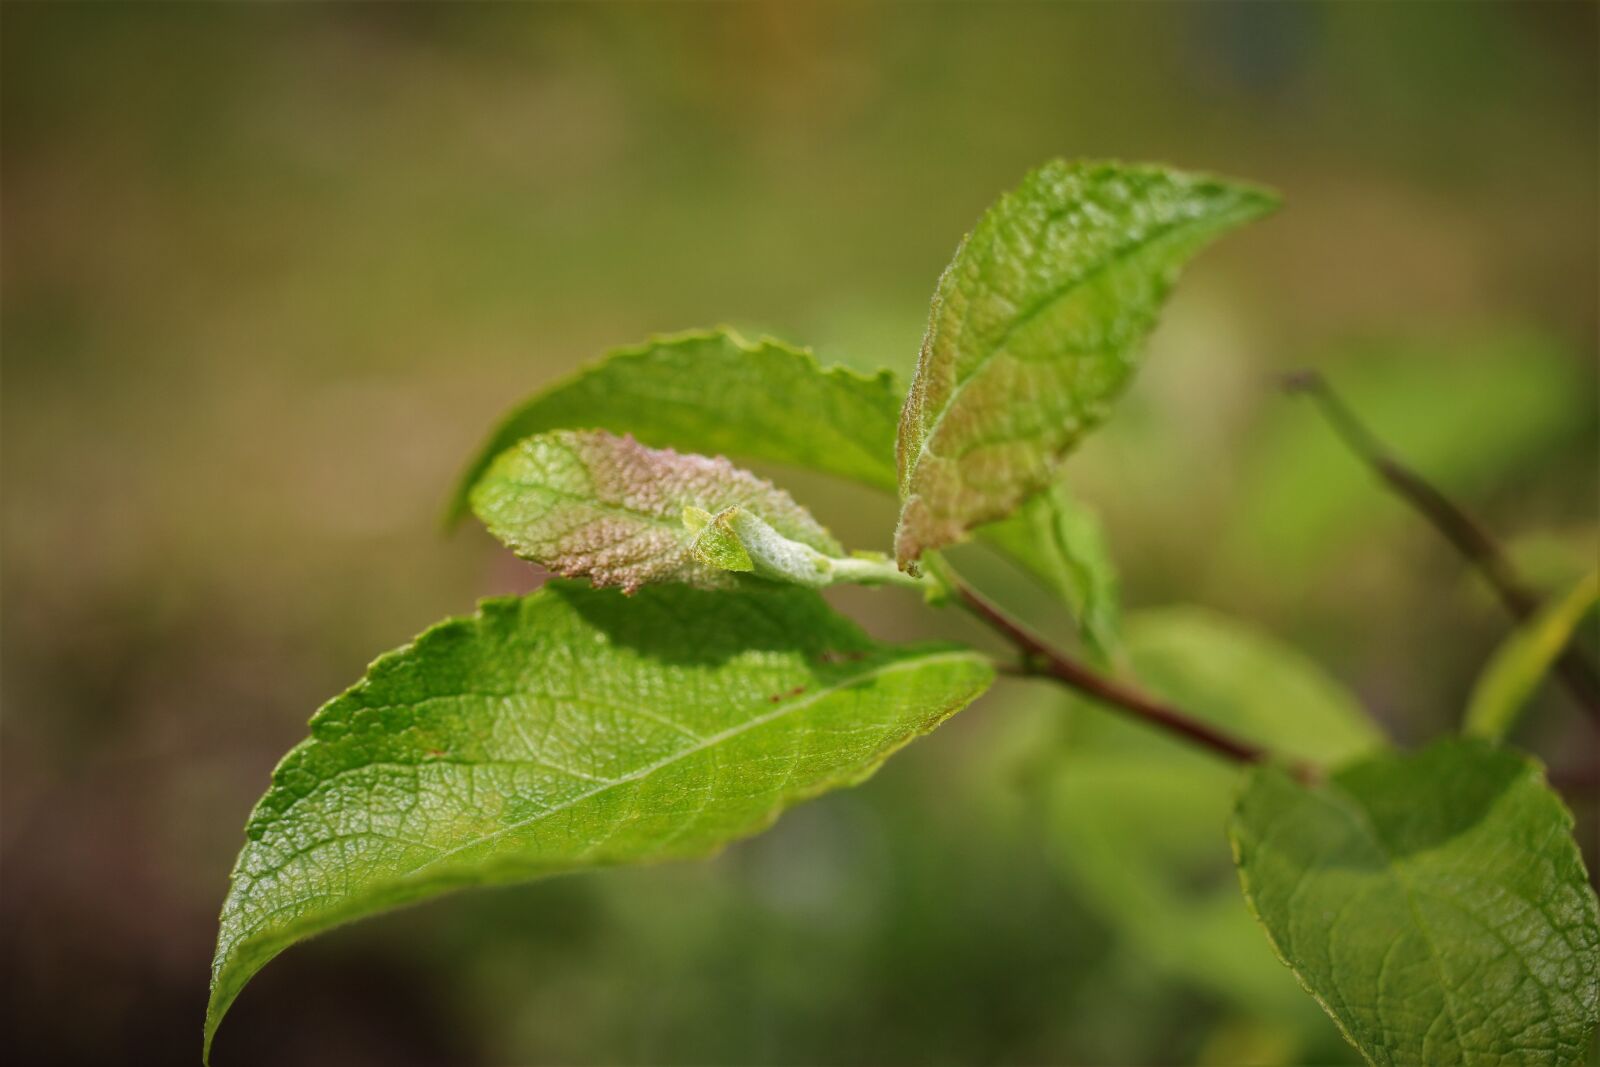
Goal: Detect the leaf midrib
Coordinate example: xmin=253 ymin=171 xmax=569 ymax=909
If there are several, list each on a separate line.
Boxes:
xmin=904 ymin=210 xmax=1212 ymax=507
xmin=390 ymin=647 xmax=984 ymax=881
xmin=1319 ymin=782 xmax=1486 ymax=1061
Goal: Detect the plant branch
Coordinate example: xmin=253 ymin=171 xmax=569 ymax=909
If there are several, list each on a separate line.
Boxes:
xmin=947 ymin=573 xmax=1302 ymax=774
xmin=1283 ymin=370 xmax=1600 ymax=723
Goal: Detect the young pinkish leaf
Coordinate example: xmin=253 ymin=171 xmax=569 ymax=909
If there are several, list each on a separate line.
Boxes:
xmin=470 ymin=429 xmax=839 ymax=593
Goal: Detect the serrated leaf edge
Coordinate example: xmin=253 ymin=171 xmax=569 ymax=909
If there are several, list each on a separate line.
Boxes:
xmin=205 ymin=591 xmax=991 ymax=1060
xmin=1227 ymin=742 xmax=1594 ymax=1067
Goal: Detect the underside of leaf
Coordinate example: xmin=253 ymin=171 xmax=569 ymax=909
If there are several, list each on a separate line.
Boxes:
xmin=470 ymin=429 xmax=839 ymax=592
xmin=206 ymin=582 xmax=993 ymax=1061
xmin=895 ymin=159 xmax=1278 ymax=569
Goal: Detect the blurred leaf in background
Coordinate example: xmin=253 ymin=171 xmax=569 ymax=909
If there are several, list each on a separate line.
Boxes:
xmin=1463 ymin=572 xmax=1600 ymax=743
xmin=1040 ymin=609 xmax=1383 ymax=1064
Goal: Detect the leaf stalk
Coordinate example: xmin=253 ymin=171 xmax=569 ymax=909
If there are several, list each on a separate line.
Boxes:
xmin=945 ymin=571 xmax=1311 ymax=777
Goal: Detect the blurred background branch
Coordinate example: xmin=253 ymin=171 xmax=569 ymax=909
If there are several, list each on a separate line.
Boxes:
xmin=1283 ymin=369 xmax=1600 ymax=724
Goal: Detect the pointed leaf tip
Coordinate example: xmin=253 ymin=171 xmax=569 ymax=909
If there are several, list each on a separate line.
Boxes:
xmin=895 ymin=159 xmax=1277 ymax=567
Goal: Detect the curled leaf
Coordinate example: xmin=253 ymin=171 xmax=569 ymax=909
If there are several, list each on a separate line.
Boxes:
xmin=689 ymin=508 xmax=757 ymax=573
xmin=470 ymin=429 xmax=838 ymax=592
xmin=690 ymin=507 xmax=923 ymax=591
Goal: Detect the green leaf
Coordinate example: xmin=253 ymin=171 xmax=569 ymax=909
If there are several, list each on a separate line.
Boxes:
xmin=446 ymin=327 xmax=904 ymax=525
xmin=1047 ymin=609 xmax=1384 ymax=1024
xmin=1053 ymin=759 xmax=1339 ymax=1023
xmin=1231 ymin=739 xmax=1600 ymax=1067
xmin=470 ymin=430 xmax=920 ymax=593
xmin=980 ymin=481 xmax=1120 ymax=661
xmin=687 ymin=507 xmax=756 ymax=573
xmin=444 ymin=323 xmax=1116 ymax=606
xmin=1077 ymin=607 xmax=1386 ymax=763
xmin=206 ymin=582 xmax=993 ymax=1060
xmin=894 ymin=159 xmax=1278 ymax=568
xmin=1464 ymin=571 xmax=1599 ymax=741
xmin=470 ymin=429 xmax=839 ymax=592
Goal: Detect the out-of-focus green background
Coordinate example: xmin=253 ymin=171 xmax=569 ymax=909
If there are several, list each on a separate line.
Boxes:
xmin=3 ymin=4 xmax=1596 ymax=1065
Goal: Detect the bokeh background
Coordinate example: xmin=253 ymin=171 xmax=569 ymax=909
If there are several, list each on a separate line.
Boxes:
xmin=4 ymin=4 xmax=1597 ymax=1065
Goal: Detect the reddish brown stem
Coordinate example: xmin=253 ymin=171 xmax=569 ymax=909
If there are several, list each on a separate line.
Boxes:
xmin=1284 ymin=370 xmax=1600 ymax=724
xmin=949 ymin=576 xmax=1304 ymax=774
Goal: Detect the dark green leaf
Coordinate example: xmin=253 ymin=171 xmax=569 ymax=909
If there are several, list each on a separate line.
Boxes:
xmin=1231 ymin=739 xmax=1600 ymax=1066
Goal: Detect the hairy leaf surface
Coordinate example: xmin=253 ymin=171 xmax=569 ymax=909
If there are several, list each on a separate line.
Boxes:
xmin=470 ymin=429 xmax=838 ymax=592
xmin=207 ymin=582 xmax=992 ymax=1059
xmin=447 ymin=328 xmax=903 ymax=524
xmin=981 ymin=482 xmax=1119 ymax=661
xmin=895 ymin=160 xmax=1277 ymax=567
xmin=1231 ymin=740 xmax=1600 ymax=1067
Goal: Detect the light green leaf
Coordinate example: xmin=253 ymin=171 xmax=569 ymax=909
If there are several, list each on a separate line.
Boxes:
xmin=688 ymin=507 xmax=756 ymax=573
xmin=894 ymin=159 xmax=1278 ymax=568
xmin=1464 ymin=571 xmax=1599 ymax=741
xmin=444 ymin=324 xmax=1115 ymax=607
xmin=446 ymin=327 xmax=904 ymax=525
xmin=1231 ymin=739 xmax=1600 ymax=1067
xmin=1099 ymin=607 xmax=1386 ymax=763
xmin=981 ymin=481 xmax=1120 ymax=661
xmin=1047 ymin=609 xmax=1383 ymax=1029
xmin=206 ymin=582 xmax=993 ymax=1060
xmin=470 ymin=429 xmax=839 ymax=593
